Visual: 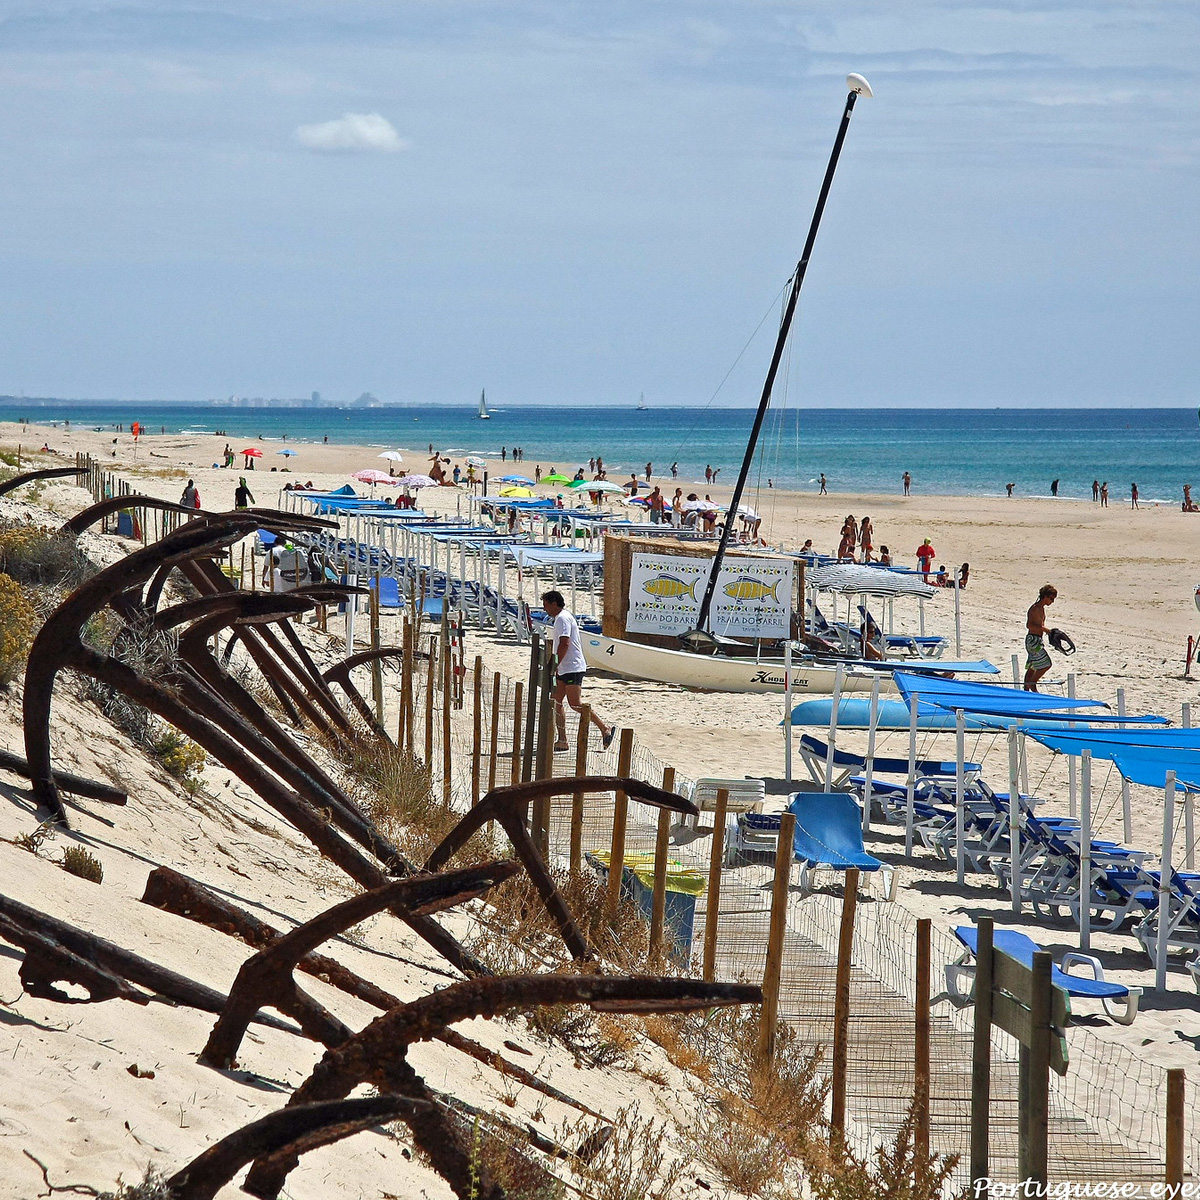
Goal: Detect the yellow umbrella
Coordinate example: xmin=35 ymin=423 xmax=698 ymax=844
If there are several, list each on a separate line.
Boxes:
xmin=498 ymin=486 xmax=534 ymax=498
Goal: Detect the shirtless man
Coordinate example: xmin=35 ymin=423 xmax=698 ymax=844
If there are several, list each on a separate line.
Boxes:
xmin=1024 ymin=584 xmax=1057 ymax=691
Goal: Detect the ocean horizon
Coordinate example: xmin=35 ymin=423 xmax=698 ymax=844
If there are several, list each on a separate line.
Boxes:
xmin=4 ymin=402 xmax=1197 ymax=505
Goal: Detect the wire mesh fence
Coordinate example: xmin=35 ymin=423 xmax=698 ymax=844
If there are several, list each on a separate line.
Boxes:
xmin=410 ymin=645 xmax=1195 ymax=1190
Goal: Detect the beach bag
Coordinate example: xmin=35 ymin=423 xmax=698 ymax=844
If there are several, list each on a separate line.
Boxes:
xmin=1048 ymin=628 xmax=1076 ymax=655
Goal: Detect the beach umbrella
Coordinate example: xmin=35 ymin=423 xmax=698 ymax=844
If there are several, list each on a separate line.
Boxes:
xmin=580 ymin=480 xmax=625 ymax=495
xmin=352 ymin=469 xmax=399 ymax=487
xmin=622 ymin=496 xmax=649 ymax=506
xmin=737 ymin=505 xmax=759 ymax=520
xmin=682 ymin=498 xmax=714 ymax=512
xmin=542 ymin=473 xmax=572 ymax=484
xmin=465 ymin=455 xmax=487 ymax=466
xmin=277 ymin=448 xmax=298 ymax=457
xmin=566 ymin=479 xmax=592 ymax=489
xmin=378 ymin=451 xmax=404 ymax=463
xmin=402 ymin=474 xmax=438 ymax=489
xmin=499 ymin=474 xmax=534 ymax=485
xmin=498 ymin=486 xmax=534 ymax=498
xmin=240 ymin=448 xmax=262 ymax=458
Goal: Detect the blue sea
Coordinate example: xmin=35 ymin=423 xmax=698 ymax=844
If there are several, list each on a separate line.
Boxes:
xmin=3 ymin=403 xmax=1195 ymax=504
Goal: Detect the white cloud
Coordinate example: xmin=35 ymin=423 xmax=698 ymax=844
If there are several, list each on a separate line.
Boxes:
xmin=293 ymin=111 xmax=407 ymax=153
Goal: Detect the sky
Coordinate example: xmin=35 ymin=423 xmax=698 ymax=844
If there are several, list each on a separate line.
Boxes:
xmin=0 ymin=1 xmax=1197 ymax=407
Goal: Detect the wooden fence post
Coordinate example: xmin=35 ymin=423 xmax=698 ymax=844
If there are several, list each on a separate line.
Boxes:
xmin=1018 ymin=951 xmax=1052 ymax=1191
xmin=1167 ymin=1068 xmax=1185 ymax=1188
xmin=830 ymin=866 xmax=860 ymax=1141
xmin=702 ymin=789 xmax=730 ymax=982
xmin=970 ymin=917 xmax=993 ymax=1187
xmin=424 ymin=635 xmax=436 ymax=767
xmin=510 ymin=681 xmax=524 ymax=786
xmin=570 ymin=706 xmax=591 ymax=874
xmin=471 ymin=655 xmax=483 ymax=806
xmin=649 ymin=766 xmax=676 ymax=960
xmin=370 ymin=580 xmax=383 ymax=724
xmin=915 ymin=917 xmax=931 ymax=1165
xmin=605 ymin=729 xmax=635 ymax=918
xmin=441 ymin=637 xmax=452 ymax=804
xmin=757 ymin=810 xmax=795 ymax=1063
xmin=488 ymin=672 xmax=501 ymax=791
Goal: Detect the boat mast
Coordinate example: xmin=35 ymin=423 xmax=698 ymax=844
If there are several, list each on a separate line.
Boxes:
xmin=683 ymin=74 xmax=873 ymax=650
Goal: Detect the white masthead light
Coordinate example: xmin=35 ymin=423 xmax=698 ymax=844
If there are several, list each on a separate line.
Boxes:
xmin=847 ymin=73 xmax=873 ymax=97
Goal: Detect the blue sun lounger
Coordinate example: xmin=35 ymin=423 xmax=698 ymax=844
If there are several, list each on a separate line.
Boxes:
xmin=947 ymin=924 xmax=1140 ymax=1025
xmin=797 ymin=734 xmax=981 ymax=790
xmin=726 ymin=793 xmax=894 ymax=897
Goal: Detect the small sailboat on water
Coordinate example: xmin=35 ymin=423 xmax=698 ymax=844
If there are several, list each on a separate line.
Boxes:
xmin=477 ymin=389 xmax=490 ymax=420
xmin=637 ymin=392 xmax=648 ymax=411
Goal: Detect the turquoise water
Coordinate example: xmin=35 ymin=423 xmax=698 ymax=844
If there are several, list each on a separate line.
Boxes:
xmin=3 ymin=402 xmax=1195 ymax=504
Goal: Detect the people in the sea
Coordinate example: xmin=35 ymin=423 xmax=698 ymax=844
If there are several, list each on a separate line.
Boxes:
xmin=915 ymin=538 xmax=936 ymax=581
xmin=670 ymin=462 xmax=678 ymax=478
xmin=1051 ymin=479 xmax=1059 ymax=497
xmin=1092 ymin=480 xmax=1100 ymax=502
xmin=542 ymin=589 xmax=616 ymax=753
xmin=1024 ymin=584 xmax=1057 ymax=691
xmin=1131 ymin=482 xmax=1139 ymax=509
xmin=902 ymin=471 xmax=911 ymax=496
xmin=1100 ymin=481 xmax=1108 ymax=507
xmin=1006 ymin=482 xmax=1014 ymax=497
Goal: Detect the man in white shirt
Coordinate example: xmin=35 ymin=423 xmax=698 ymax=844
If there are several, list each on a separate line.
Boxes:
xmin=541 ymin=590 xmax=617 ymax=752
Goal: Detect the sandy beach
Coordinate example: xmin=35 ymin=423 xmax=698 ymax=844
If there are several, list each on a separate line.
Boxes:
xmin=3 ymin=418 xmax=1200 ymax=1194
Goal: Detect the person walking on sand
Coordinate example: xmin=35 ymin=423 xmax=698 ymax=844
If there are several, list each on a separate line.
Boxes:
xmin=1092 ymin=480 xmax=1100 ymax=502
xmin=819 ymin=473 xmax=827 ymax=495
xmin=902 ymin=471 xmax=911 ymax=496
xmin=1051 ymin=479 xmax=1059 ymax=497
xmin=1131 ymin=482 xmax=1139 ymax=509
xmin=180 ymin=479 xmax=199 ymax=512
xmin=1100 ymin=481 xmax=1108 ymax=507
xmin=916 ymin=537 xmax=936 ymax=581
xmin=234 ymin=477 xmax=255 ymax=509
xmin=1024 ymin=584 xmax=1057 ymax=691
xmin=542 ymin=590 xmax=616 ymax=752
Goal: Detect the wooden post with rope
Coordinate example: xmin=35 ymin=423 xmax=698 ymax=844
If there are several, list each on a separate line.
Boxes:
xmin=758 ymin=811 xmax=796 ymax=1063
xmin=649 ymin=766 xmax=676 ymax=959
xmin=831 ymin=867 xmax=860 ymax=1141
xmin=570 ymin=705 xmax=591 ymax=874
xmin=702 ymin=789 xmax=730 ymax=983
xmin=605 ymin=729 xmax=635 ymax=918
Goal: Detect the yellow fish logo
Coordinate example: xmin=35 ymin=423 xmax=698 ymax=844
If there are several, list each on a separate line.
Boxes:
xmin=642 ymin=574 xmax=698 ymax=601
xmin=723 ymin=576 xmax=780 ymax=603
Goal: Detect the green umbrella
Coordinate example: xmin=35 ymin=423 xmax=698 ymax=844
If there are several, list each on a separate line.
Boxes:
xmin=542 ymin=473 xmax=572 ymax=484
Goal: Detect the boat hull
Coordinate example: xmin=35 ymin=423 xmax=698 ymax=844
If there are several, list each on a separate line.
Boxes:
xmin=582 ymin=633 xmax=892 ymax=695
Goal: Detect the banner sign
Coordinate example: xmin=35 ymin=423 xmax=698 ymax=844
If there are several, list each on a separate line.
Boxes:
xmin=627 ymin=553 xmax=793 ymax=638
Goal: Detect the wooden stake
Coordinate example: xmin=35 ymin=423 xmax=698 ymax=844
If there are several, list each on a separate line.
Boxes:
xmin=1167 ymin=1068 xmax=1185 ymax=1188
xmin=488 ymin=672 xmax=501 ymax=791
xmin=757 ymin=809 xmax=793 ymax=1062
xmin=441 ymin=634 xmax=452 ymax=803
xmin=970 ymin=917 xmax=993 ymax=1187
xmin=914 ymin=917 xmax=931 ymax=1165
xmin=1018 ymin=951 xmax=1052 ymax=1190
xmin=605 ymin=728 xmax=634 ymax=917
xmin=570 ymin=705 xmax=591 ymax=874
xmin=830 ymin=866 xmax=860 ymax=1140
xmin=510 ymin=681 xmax=524 ymax=786
xmin=649 ymin=766 xmax=676 ymax=960
xmin=471 ymin=655 xmax=483 ymax=806
xmin=702 ymin=789 xmax=730 ymax=982
xmin=424 ymin=635 xmax=436 ymax=766
xmin=370 ymin=580 xmax=383 ymax=724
